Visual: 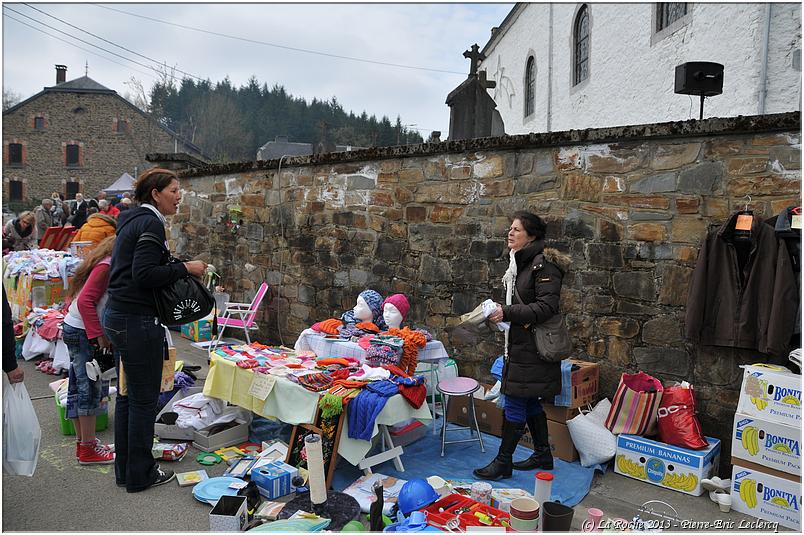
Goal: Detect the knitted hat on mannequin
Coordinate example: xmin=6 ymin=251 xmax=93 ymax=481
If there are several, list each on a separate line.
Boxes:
xmin=382 ymin=294 xmax=410 ymax=321
xmin=360 ymin=289 xmax=384 ymax=324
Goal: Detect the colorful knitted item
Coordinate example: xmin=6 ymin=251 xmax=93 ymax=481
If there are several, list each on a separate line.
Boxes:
xmin=356 ymin=322 xmax=380 ymax=333
xmin=382 ymin=294 xmax=410 ymax=321
xmin=314 ymin=318 xmax=343 ymax=335
xmin=316 ymin=358 xmax=350 ymax=367
xmin=296 ymin=372 xmax=334 ymax=392
xmin=341 ymin=289 xmax=387 ymax=329
xmin=398 ymin=383 xmax=427 ymax=409
xmin=365 ymin=343 xmax=403 ymax=367
xmin=347 ymin=380 xmax=400 ymax=440
xmin=236 ymin=359 xmax=261 ymax=369
xmin=318 ymin=393 xmax=344 ymax=419
xmin=385 ymin=327 xmax=427 ymax=376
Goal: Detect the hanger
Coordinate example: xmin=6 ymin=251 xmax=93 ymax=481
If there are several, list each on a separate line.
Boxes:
xmin=734 ymin=195 xmax=753 ymax=238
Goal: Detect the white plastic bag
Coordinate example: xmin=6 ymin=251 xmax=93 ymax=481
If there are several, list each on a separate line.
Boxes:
xmin=567 ymin=398 xmax=617 ymax=467
xmin=50 ymin=339 xmax=70 ymax=373
xmin=21 ymin=329 xmax=52 ymax=360
xmin=3 ymin=379 xmax=42 ymax=476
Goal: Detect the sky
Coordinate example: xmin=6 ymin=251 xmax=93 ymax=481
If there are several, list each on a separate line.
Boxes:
xmin=2 ymin=2 xmax=514 ymax=139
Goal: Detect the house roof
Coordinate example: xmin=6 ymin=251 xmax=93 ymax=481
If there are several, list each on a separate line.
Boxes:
xmin=45 ymin=75 xmax=115 ymax=94
xmin=257 ymin=137 xmax=364 ymax=160
xmin=3 ymin=74 xmax=209 ymax=160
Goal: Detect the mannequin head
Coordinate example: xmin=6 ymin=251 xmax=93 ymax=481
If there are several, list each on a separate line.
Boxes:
xmin=353 ymin=296 xmax=373 ymax=322
xmin=382 ymin=294 xmax=410 ymax=329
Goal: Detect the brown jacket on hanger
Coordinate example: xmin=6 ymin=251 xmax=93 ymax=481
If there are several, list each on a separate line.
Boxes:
xmin=685 ymin=211 xmax=797 ymax=358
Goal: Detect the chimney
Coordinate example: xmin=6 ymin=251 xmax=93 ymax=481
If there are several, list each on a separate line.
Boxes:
xmin=55 ymin=64 xmax=67 ymax=84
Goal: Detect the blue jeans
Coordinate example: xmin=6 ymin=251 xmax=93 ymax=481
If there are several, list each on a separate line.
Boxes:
xmin=503 ymin=395 xmax=544 ymax=423
xmin=62 ymin=323 xmax=104 ymax=418
xmin=102 ymin=307 xmax=165 ymax=492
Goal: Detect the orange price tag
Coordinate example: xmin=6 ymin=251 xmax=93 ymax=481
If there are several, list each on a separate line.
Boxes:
xmin=735 ymin=214 xmax=753 ymax=231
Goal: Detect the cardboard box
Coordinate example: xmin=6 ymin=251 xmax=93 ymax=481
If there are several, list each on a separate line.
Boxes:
xmin=732 ymin=411 xmax=801 ymax=476
xmin=446 ymin=388 xmax=578 ymax=462
xmin=614 ymin=434 xmax=721 ymax=496
xmin=446 ymin=383 xmax=503 ymax=437
xmin=251 ymin=460 xmax=299 ymax=500
xmin=562 ymin=359 xmax=599 ymax=409
xmin=737 ymin=364 xmax=802 ymax=427
xmin=155 ymin=386 xmax=203 ymax=441
xmin=209 ymin=495 xmax=248 ymax=532
xmin=181 ymin=316 xmax=214 ymax=342
xmin=542 ymin=402 xmax=578 ymax=424
xmin=192 ymin=420 xmax=250 ymax=452
xmin=490 ymin=488 xmax=533 ymax=513
xmin=731 ymin=462 xmax=802 ymax=531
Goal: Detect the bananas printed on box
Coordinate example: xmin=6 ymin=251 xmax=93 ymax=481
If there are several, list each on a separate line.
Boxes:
xmin=738 ymin=478 xmax=758 ymax=509
xmin=741 ymin=425 xmax=760 ymax=456
xmin=660 ymin=472 xmax=699 ymax=492
xmin=616 ymin=455 xmax=646 ymax=480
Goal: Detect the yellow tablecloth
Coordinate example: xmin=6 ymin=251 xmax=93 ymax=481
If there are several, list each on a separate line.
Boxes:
xmin=203 ymin=355 xmax=431 ymax=465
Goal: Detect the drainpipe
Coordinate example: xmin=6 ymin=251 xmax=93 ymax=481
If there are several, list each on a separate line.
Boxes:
xmin=547 ymin=4 xmax=554 ymax=131
xmin=758 ymin=3 xmax=772 ymax=114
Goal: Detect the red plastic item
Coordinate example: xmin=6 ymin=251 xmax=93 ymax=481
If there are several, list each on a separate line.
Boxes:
xmin=422 ymin=494 xmax=510 ymax=530
xmin=657 ymin=385 xmax=708 ymax=450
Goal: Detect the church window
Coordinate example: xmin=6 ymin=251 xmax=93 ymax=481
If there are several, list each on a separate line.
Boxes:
xmin=525 ymin=56 xmax=535 ymax=118
xmin=574 ymin=5 xmax=590 ymax=86
xmin=656 ymin=3 xmax=688 ymax=32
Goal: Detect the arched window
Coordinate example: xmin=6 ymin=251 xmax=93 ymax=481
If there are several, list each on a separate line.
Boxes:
xmin=524 ymin=56 xmax=535 ymax=117
xmin=573 ymin=5 xmax=590 ymax=86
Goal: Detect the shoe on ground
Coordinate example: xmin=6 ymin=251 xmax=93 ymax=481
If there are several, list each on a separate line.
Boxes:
xmin=151 ymin=466 xmax=175 ymax=488
xmin=715 ymin=491 xmax=732 ymax=513
xmin=78 ymin=441 xmax=115 ymax=465
xmin=76 ymin=439 xmax=114 ymax=458
xmin=702 ymin=477 xmax=731 ymax=493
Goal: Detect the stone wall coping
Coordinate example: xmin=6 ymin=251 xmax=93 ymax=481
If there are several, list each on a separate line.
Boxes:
xmin=179 ymin=111 xmax=800 ymax=178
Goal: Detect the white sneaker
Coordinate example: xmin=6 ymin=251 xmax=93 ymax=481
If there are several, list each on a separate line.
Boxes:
xmin=702 ymin=476 xmax=730 ymax=493
xmin=715 ymin=491 xmax=732 ymax=513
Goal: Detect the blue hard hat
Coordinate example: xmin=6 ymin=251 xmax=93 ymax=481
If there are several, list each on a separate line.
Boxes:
xmin=397 ymin=479 xmax=439 ymax=515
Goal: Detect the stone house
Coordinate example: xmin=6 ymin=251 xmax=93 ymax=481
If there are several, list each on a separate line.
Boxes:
xmin=478 ymin=3 xmax=801 ymax=134
xmin=172 ymin=112 xmax=799 ymax=470
xmin=2 ymin=65 xmax=206 ymax=204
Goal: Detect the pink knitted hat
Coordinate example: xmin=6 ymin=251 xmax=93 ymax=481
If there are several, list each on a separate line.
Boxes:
xmin=382 ymin=294 xmax=410 ymax=321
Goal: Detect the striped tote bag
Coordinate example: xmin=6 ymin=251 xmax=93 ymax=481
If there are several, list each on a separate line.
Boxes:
xmin=604 ymin=372 xmax=664 ymax=435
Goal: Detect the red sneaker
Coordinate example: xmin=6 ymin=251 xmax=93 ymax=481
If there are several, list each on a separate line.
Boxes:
xmin=78 ymin=441 xmax=115 ymax=465
xmin=76 ymin=439 xmax=114 ymax=458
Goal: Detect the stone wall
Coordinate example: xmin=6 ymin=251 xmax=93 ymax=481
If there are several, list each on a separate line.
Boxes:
xmin=3 ymin=92 xmax=189 ymax=202
xmin=175 ymin=112 xmax=800 ymax=467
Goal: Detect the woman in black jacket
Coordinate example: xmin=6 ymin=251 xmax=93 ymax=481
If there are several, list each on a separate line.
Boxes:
xmin=102 ymin=168 xmax=206 ymax=492
xmin=474 ymin=211 xmax=571 ymax=480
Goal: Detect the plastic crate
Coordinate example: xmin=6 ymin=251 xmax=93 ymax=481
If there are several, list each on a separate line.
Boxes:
xmin=55 ymin=396 xmax=108 ymax=436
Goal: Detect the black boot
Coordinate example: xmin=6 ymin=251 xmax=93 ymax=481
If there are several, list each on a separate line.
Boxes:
xmin=473 ymin=419 xmax=525 ymax=480
xmin=513 ymin=412 xmax=554 ymax=470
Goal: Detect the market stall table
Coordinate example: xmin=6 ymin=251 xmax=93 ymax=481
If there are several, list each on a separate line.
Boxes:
xmin=203 ymin=354 xmax=431 ymax=472
xmin=294 ymin=329 xmax=451 ymax=433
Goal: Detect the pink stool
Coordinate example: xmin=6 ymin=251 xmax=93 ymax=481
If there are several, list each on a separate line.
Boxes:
xmin=436 ymin=377 xmax=485 ymax=456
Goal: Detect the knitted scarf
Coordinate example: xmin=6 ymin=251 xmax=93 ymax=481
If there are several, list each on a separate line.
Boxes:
xmin=347 ymin=380 xmax=399 ymax=440
xmin=384 ymin=327 xmax=427 ymax=376
xmin=501 ymin=248 xmax=518 ymax=359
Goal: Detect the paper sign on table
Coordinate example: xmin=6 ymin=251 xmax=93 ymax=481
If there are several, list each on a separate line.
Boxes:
xmin=249 ymin=373 xmax=276 ymax=400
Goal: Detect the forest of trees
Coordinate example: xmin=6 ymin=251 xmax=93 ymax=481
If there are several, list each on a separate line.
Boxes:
xmin=148 ymin=76 xmax=424 ymax=162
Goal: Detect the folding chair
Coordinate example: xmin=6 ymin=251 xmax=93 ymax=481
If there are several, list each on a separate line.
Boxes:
xmin=207 ymin=282 xmax=270 ymax=356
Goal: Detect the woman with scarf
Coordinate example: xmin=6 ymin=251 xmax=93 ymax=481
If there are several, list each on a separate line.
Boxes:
xmin=2 ymin=211 xmax=37 ymax=252
xmin=473 ymin=211 xmax=571 ymax=480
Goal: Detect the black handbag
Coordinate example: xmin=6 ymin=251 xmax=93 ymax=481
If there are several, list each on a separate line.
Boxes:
xmin=137 ymin=232 xmax=215 ymax=326
xmin=513 ymin=279 xmax=573 ymax=363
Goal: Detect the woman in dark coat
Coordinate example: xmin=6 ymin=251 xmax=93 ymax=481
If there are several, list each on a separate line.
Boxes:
xmin=474 ymin=211 xmax=571 ymax=480
xmin=102 ymin=168 xmax=206 ymax=492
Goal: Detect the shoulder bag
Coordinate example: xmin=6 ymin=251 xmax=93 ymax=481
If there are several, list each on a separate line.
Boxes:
xmin=137 ymin=232 xmax=214 ymax=326
xmin=512 ymin=264 xmax=573 ymax=363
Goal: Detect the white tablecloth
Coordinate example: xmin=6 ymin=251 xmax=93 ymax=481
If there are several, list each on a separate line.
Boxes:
xmin=294 ymin=328 xmax=450 ymax=364
xmin=203 ymin=354 xmax=431 ymax=466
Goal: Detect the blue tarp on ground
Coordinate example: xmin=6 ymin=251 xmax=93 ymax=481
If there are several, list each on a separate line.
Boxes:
xmin=332 ymin=421 xmax=606 ymax=507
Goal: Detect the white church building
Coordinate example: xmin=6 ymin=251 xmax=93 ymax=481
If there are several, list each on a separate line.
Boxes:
xmin=479 ymin=3 xmax=801 ymax=134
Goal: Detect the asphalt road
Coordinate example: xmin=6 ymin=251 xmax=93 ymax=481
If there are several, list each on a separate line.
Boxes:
xmin=3 ymin=333 xmax=791 ymax=532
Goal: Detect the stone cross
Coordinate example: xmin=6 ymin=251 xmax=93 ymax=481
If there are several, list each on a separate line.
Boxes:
xmin=463 ymin=44 xmax=485 ymax=77
xmin=478 ymin=70 xmax=496 ymax=90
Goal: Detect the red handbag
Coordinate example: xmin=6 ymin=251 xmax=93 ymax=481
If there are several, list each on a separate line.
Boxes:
xmin=657 ymin=383 xmax=708 ymax=449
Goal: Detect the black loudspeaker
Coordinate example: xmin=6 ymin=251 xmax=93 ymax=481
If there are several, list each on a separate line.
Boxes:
xmin=674 ymin=62 xmax=724 ymax=96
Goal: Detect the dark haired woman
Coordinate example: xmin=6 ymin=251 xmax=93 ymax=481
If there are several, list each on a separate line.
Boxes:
xmin=473 ymin=211 xmax=571 ymax=480
xmin=63 ymin=235 xmax=116 ymax=464
xmin=102 ymin=168 xmax=206 ymax=492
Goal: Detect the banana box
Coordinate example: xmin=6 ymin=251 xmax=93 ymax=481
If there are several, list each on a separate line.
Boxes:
xmin=736 ymin=364 xmax=802 ymax=427
xmin=614 ymin=434 xmax=720 ymax=496
xmin=731 ymin=462 xmax=802 ymax=531
xmin=732 ymin=412 xmax=801 ymax=476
